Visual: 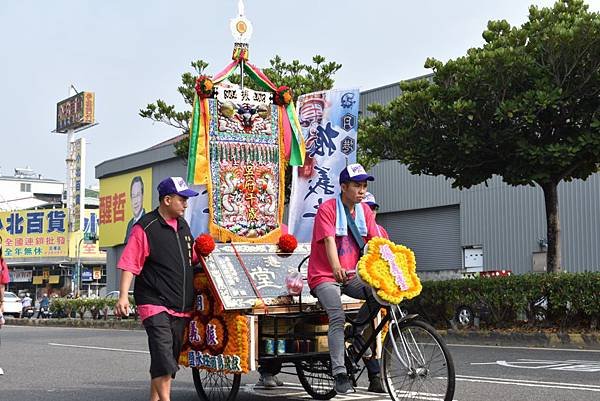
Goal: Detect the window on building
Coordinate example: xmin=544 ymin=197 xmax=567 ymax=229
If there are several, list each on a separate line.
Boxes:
xmin=20 ymin=183 xmax=31 ymax=192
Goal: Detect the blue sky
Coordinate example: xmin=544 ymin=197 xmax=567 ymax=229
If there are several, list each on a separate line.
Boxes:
xmin=1 ymin=0 xmax=598 ymax=186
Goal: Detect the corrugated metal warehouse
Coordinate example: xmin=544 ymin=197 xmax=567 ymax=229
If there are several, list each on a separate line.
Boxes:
xmin=97 ymin=78 xmax=600 ymax=290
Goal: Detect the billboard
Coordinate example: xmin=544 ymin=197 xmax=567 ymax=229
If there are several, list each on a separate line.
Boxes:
xmin=99 ymin=168 xmax=152 ymax=247
xmin=0 ymin=208 xmax=68 ymax=259
xmin=56 ymin=92 xmax=95 ymax=133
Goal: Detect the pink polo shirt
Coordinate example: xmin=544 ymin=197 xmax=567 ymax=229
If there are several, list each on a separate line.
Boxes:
xmin=0 ymin=259 xmax=9 ymax=284
xmin=376 ymin=225 xmax=389 ymax=239
xmin=307 ymin=198 xmax=378 ymax=290
xmin=118 ymin=219 xmax=198 ymax=322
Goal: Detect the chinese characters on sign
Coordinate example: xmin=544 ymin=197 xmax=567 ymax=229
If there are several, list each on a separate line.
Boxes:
xmin=99 ymin=168 xmax=152 ymax=247
xmin=0 ymin=209 xmax=68 ymax=258
xmin=99 ymin=192 xmax=126 ymax=224
xmin=68 ymin=138 xmax=85 ymax=232
xmin=289 ymin=89 xmax=360 ymax=241
xmin=75 ymin=211 xmax=104 ymax=258
xmin=56 ymin=92 xmax=95 ymax=133
xmin=202 ymin=243 xmax=313 ymax=310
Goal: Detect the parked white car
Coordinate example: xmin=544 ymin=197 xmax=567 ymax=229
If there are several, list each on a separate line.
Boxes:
xmin=2 ymin=291 xmax=23 ymax=318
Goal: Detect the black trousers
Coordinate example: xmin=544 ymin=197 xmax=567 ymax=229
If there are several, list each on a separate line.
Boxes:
xmin=143 ymin=312 xmax=189 ymax=379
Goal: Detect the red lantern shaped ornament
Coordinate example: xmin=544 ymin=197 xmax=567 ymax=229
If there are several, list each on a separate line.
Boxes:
xmin=278 ymin=234 xmax=298 ymax=253
xmin=195 ymin=234 xmax=216 ymax=257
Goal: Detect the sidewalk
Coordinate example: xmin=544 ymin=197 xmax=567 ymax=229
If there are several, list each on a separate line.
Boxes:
xmin=4 ymin=317 xmax=143 ymax=330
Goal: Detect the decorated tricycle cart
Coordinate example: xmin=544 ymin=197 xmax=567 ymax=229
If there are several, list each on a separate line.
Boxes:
xmin=179 ymin=3 xmax=455 ymax=400
xmin=181 ymin=241 xmax=455 ymax=401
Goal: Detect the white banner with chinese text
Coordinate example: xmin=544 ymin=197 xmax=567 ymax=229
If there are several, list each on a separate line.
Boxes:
xmin=288 ymin=89 xmax=359 ymax=242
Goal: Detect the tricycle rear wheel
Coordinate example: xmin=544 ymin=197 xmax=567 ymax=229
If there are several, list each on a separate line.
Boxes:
xmin=295 ymin=358 xmax=336 ymax=400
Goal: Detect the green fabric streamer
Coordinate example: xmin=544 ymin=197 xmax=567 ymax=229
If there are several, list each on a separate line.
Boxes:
xmin=286 ymin=104 xmax=303 ymax=166
xmin=187 ymin=95 xmax=200 ymax=183
xmin=243 ymin=63 xmax=274 ymax=92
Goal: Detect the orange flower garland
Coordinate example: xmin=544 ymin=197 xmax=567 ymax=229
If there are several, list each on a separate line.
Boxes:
xmin=223 ymin=314 xmax=250 ymax=373
xmin=181 ymin=272 xmax=251 ymax=373
xmin=357 ymin=237 xmax=422 ymax=304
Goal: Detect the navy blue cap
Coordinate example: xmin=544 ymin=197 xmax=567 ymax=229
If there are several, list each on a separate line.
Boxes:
xmin=157 ymin=177 xmax=199 ymax=198
xmin=339 ymin=163 xmax=374 ymax=184
xmin=362 ymin=192 xmax=379 ymax=208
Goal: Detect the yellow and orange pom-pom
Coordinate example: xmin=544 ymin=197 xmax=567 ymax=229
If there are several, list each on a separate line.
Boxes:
xmin=275 ymin=86 xmax=293 ymax=106
xmin=195 ymin=75 xmax=214 ymax=98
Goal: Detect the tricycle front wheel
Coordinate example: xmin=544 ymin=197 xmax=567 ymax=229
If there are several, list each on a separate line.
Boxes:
xmin=192 ymin=368 xmax=241 ymax=401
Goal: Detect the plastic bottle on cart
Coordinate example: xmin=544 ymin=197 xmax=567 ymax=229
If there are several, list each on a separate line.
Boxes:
xmin=276 ymin=338 xmax=286 ymax=354
xmin=264 ymin=338 xmax=275 ymax=355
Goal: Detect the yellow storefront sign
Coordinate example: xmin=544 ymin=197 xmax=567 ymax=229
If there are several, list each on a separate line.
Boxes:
xmin=0 ymin=208 xmax=68 ymax=259
xmin=99 ymin=168 xmax=152 ymax=247
xmin=68 ymin=210 xmax=105 ymax=259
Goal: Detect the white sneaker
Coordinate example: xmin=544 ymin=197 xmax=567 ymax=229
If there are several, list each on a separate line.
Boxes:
xmin=257 ymin=373 xmax=278 ymax=389
xmin=273 ymin=374 xmax=284 ymax=386
xmin=0 ymin=367 xmax=4 ymax=375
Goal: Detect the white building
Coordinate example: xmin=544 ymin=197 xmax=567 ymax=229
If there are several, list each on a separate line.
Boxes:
xmin=0 ymin=168 xmax=64 ymax=211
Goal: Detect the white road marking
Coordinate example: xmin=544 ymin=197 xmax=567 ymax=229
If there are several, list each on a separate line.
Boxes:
xmin=387 ymin=393 xmax=452 ymax=401
xmin=456 ymin=374 xmax=600 ymax=392
xmin=471 ymin=358 xmax=600 ymax=372
xmin=48 ymin=342 xmax=149 ymax=354
xmin=447 ymin=342 xmax=600 ymax=353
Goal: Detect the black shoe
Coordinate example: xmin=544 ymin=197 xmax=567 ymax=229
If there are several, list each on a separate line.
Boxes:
xmin=367 ymin=375 xmax=386 ymax=393
xmin=334 ymin=373 xmax=353 ymax=394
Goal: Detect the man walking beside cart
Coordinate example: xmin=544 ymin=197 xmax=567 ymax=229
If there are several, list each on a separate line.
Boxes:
xmin=115 ymin=177 xmax=199 ymax=401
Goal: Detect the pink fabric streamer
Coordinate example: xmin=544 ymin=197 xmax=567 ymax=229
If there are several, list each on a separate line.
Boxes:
xmin=213 ymin=60 xmax=240 ymax=83
xmin=281 ymin=107 xmax=292 ymax=160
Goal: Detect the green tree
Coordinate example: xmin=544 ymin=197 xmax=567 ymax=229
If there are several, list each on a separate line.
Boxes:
xmin=362 ymin=0 xmax=600 ymax=273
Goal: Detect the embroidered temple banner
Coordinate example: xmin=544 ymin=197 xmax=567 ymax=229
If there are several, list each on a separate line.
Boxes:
xmin=205 ymin=84 xmax=285 ymax=243
xmin=186 ymin=56 xmax=306 ymax=243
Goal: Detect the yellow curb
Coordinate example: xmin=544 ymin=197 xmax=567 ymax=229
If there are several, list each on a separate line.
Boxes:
xmin=548 ymin=334 xmax=562 ymax=347
xmin=569 ymin=333 xmax=585 ymax=347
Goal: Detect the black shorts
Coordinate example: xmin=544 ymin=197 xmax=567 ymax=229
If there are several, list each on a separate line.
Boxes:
xmin=143 ymin=312 xmax=189 ymax=379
